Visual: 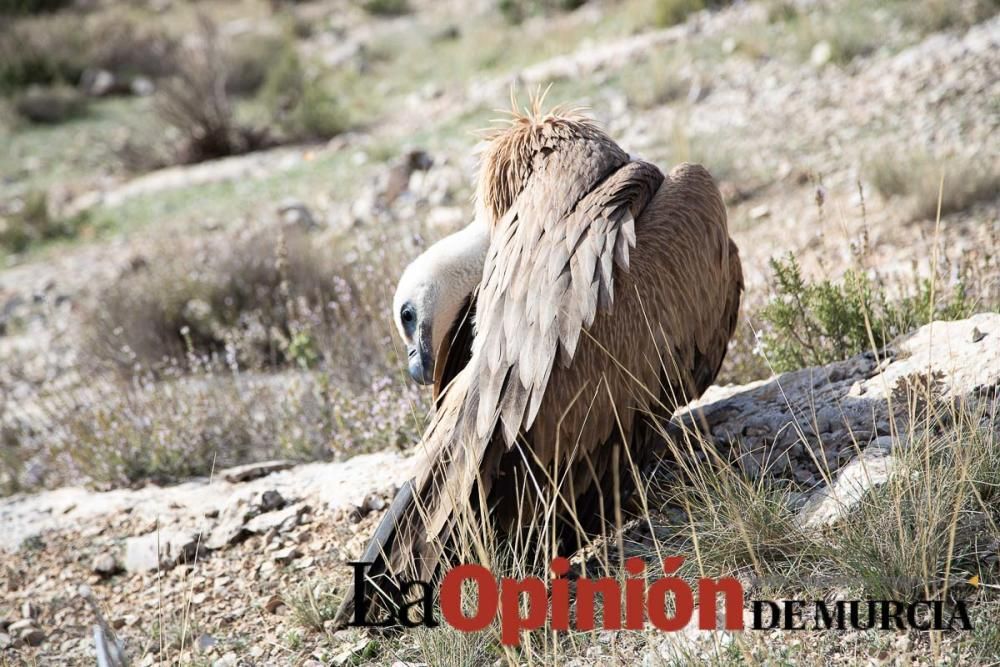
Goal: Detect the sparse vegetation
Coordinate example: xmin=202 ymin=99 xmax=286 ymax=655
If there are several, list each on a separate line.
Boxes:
xmin=756 ymin=253 xmax=981 ymax=372
xmin=0 ymin=190 xmax=90 ymax=252
xmin=902 ymin=0 xmax=999 ymax=34
xmin=0 ymin=14 xmax=177 ymax=93
xmin=652 ymin=0 xmax=729 ymax=27
xmin=869 ymin=150 xmax=1000 ymax=222
xmin=13 ymin=85 xmax=88 ymax=124
xmin=82 ymin=227 xmax=380 ymax=376
xmin=363 ymin=0 xmax=411 ymax=16
xmin=259 ymin=47 xmax=348 ymax=141
xmin=154 ymin=22 xmax=272 ymax=163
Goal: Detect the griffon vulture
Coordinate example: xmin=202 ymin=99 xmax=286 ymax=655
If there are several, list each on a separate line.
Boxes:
xmin=335 ymin=103 xmax=743 ymax=625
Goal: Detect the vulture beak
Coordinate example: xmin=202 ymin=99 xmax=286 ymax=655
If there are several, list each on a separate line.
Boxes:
xmin=407 ymin=324 xmax=435 ymax=385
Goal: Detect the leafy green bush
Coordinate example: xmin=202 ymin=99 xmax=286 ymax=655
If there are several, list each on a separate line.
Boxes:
xmin=756 ymin=254 xmax=978 ymax=372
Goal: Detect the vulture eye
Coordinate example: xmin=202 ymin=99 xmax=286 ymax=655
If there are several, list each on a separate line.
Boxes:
xmin=401 ymin=305 xmax=416 ymax=326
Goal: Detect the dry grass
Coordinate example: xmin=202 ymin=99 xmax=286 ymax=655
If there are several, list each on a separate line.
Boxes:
xmin=0 ymin=12 xmax=178 ymax=93
xmin=869 ymin=150 xmax=1000 ymax=222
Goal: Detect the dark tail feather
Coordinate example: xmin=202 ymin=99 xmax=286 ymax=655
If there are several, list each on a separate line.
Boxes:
xmin=332 ymin=479 xmax=416 ymax=628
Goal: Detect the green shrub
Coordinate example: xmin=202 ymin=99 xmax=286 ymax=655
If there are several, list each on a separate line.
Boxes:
xmin=0 ymin=191 xmax=89 ymax=253
xmin=0 ymin=14 xmax=177 ymax=93
xmin=362 ymin=0 xmax=410 ymax=16
xmin=155 ymin=21 xmax=270 ymax=162
xmin=498 ymin=0 xmax=587 ymax=24
xmin=0 ymin=16 xmax=87 ymax=91
xmin=0 ymin=0 xmax=73 ymax=14
xmin=757 ymin=254 xmax=979 ymax=372
xmin=225 ymin=33 xmax=293 ymax=97
xmin=13 ymin=85 xmax=88 ymax=124
xmin=260 ymin=48 xmax=347 ymax=141
xmin=652 ymin=0 xmax=730 ymax=27
xmin=901 ymin=0 xmax=999 ymax=34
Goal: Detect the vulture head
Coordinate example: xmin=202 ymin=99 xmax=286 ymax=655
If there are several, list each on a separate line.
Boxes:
xmin=393 ymin=220 xmax=488 ymax=385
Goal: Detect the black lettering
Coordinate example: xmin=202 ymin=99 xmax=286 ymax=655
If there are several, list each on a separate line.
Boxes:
xmin=348 ymin=562 xmax=395 ymax=627
xmin=396 ymin=580 xmax=439 ymax=628
xmin=752 ymin=600 xmax=781 ymax=629
xmin=783 ymin=600 xmax=806 ymax=630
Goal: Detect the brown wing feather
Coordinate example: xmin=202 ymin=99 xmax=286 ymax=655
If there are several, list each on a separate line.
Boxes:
xmin=468 ymin=158 xmax=665 ymax=443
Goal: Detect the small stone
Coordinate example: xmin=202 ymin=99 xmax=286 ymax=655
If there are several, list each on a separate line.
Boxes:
xmin=971 ymin=327 xmax=986 ymax=343
xmin=0 ymin=633 xmax=10 ymax=649
xmin=363 ymin=494 xmax=386 ymax=513
xmin=130 ymin=77 xmax=155 ymax=97
xmin=245 ymin=503 xmax=307 ymax=534
xmin=8 ymin=619 xmax=36 ymax=633
xmin=749 ymin=204 xmax=771 ymax=220
xmin=124 ymin=530 xmax=198 ymax=573
xmin=278 ymin=199 xmax=318 ymax=231
xmin=263 ymin=594 xmax=286 ymax=614
xmin=21 ymin=602 xmax=38 ymax=619
xmin=195 ymin=633 xmax=218 ymax=654
xmin=811 ymin=41 xmax=832 ymax=67
xmin=92 ymin=553 xmax=120 ymax=577
xmin=21 ymin=628 xmax=45 ymax=647
xmin=214 ymin=652 xmax=238 ymax=667
xmin=220 ymin=460 xmax=294 ymax=483
xmin=259 ymin=490 xmax=286 ymax=513
xmin=273 ymin=547 xmax=301 ymax=565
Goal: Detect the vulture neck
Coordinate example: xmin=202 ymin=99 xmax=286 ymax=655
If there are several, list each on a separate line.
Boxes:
xmin=430 ymin=221 xmax=489 ymax=347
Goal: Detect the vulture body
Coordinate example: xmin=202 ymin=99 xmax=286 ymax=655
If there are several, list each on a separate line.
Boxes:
xmin=336 ymin=106 xmax=742 ymax=625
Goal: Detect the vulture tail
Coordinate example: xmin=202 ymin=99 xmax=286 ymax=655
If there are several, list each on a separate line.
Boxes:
xmin=332 ymin=374 xmax=487 ymax=629
xmin=331 ymin=479 xmax=416 ymax=628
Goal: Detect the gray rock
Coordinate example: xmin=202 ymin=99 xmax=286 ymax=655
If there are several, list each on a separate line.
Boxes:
xmin=277 ymin=199 xmax=317 ymax=231
xmin=8 ymin=619 xmax=36 ymax=634
xmin=214 ymin=652 xmax=238 ymax=667
xmin=245 ymin=503 xmax=307 ymax=534
xmin=20 ymin=628 xmax=45 ymax=647
xmin=258 ymin=490 xmax=285 ymax=513
xmin=220 ymin=460 xmax=294 ymax=484
xmin=130 ymin=76 xmax=155 ymax=97
xmin=798 ymin=449 xmax=896 ymax=529
xmin=80 ymin=69 xmax=116 ymax=97
xmin=195 ymin=633 xmax=218 ymax=654
xmin=0 ymin=633 xmax=10 ymax=649
xmin=205 ymin=519 xmax=247 ymax=551
xmin=124 ymin=530 xmax=199 ymax=573
xmin=272 ymin=546 xmax=301 ymax=565
xmin=92 ymin=553 xmax=120 ymax=577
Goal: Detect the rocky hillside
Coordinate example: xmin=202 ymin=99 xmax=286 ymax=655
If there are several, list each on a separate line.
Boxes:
xmin=2 ymin=314 xmax=998 ymax=663
xmin=1 ymin=0 xmax=997 ymax=664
